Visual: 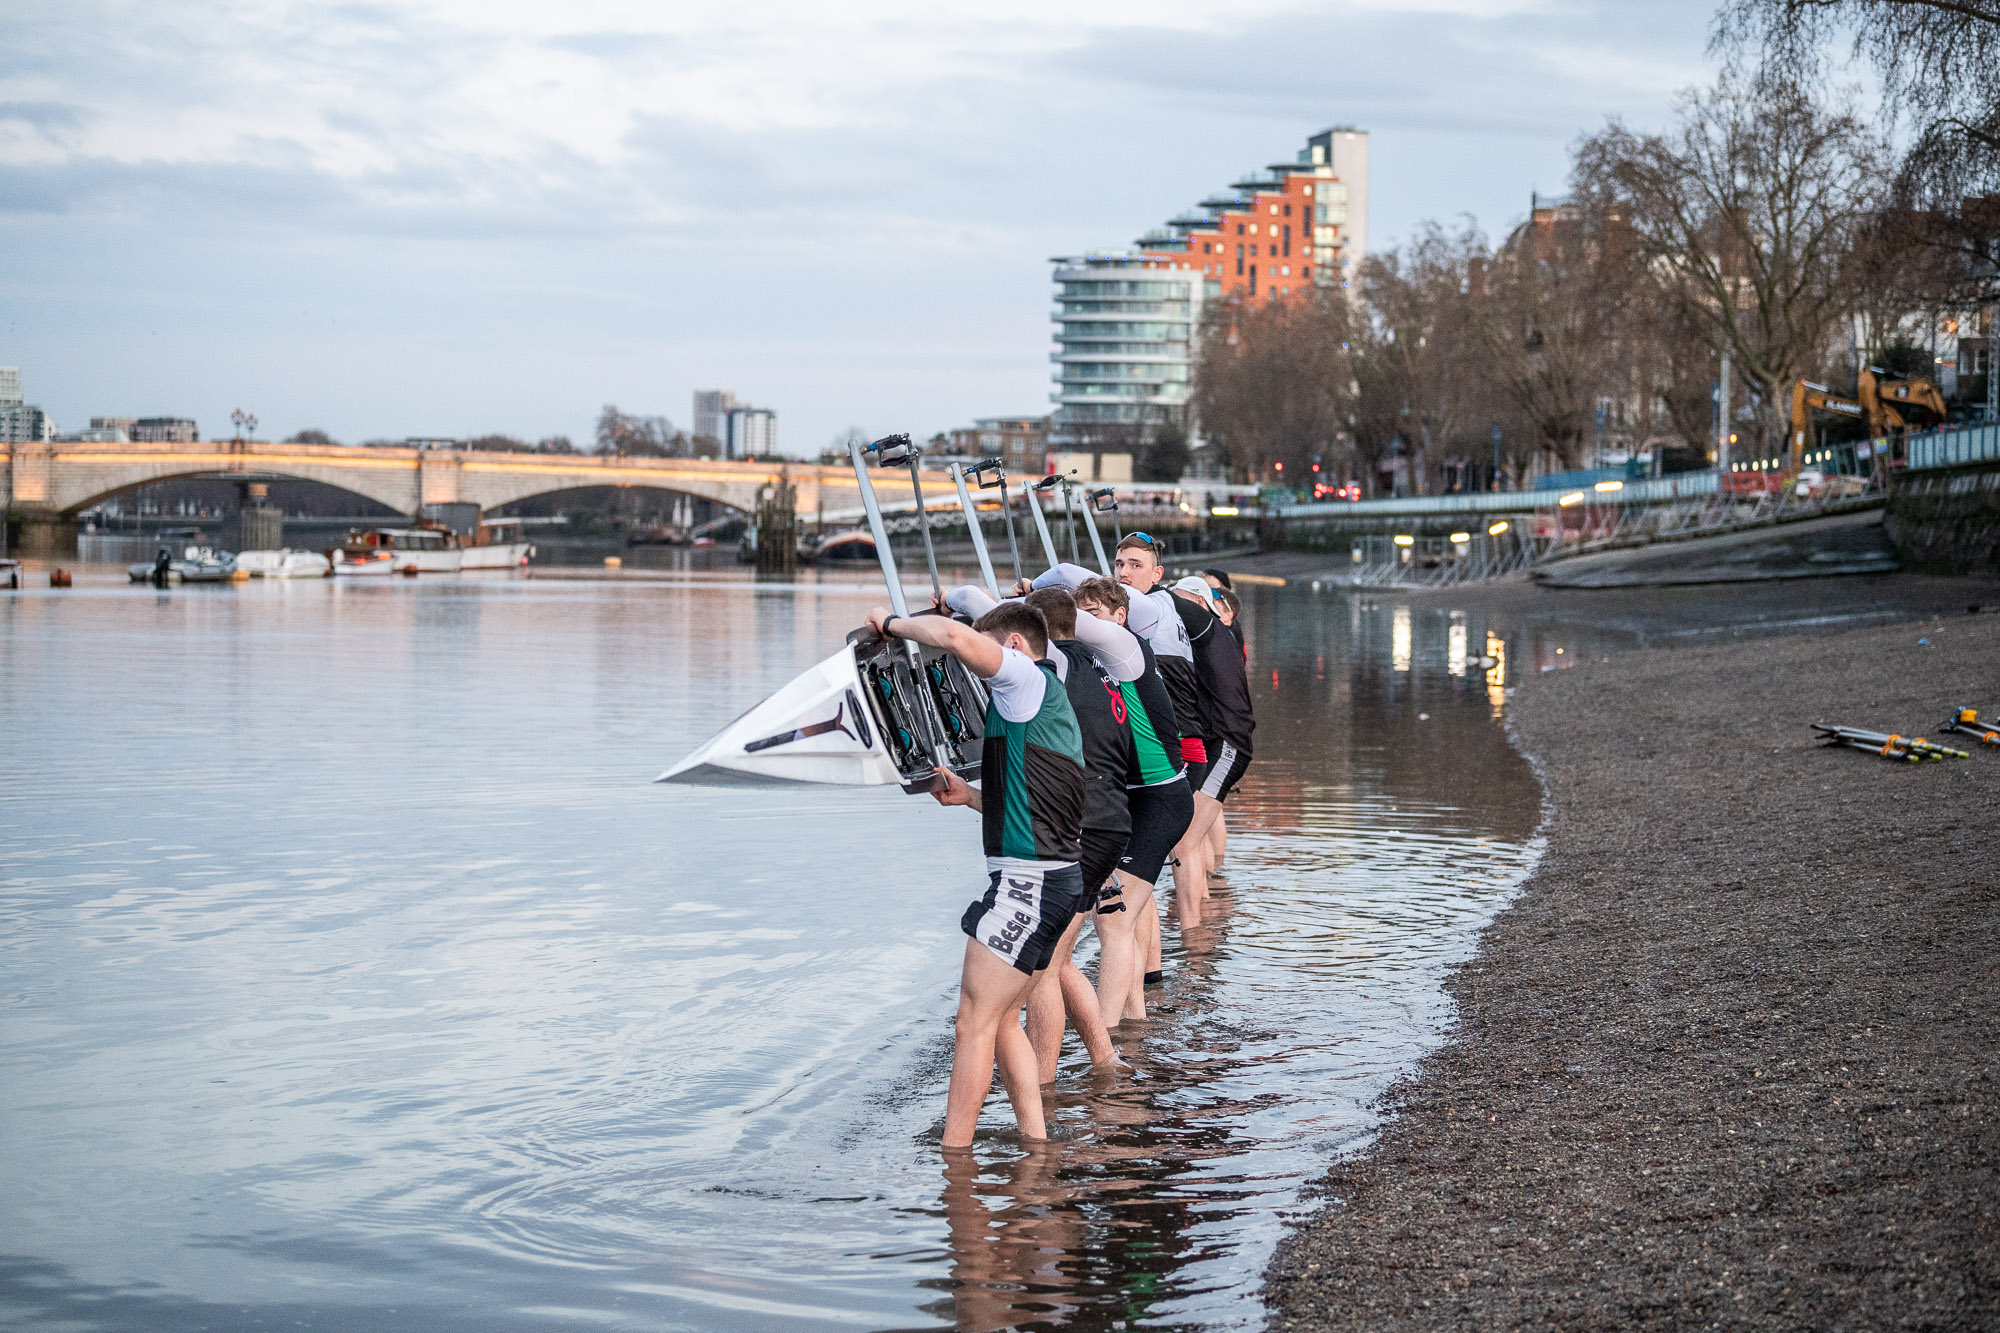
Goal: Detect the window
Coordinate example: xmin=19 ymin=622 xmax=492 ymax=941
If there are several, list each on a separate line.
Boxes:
xmin=1249 ymin=264 xmax=1257 ymax=296
xmin=1268 ymin=204 xmax=1278 ymax=215
xmin=1236 ymin=244 xmax=1244 ymax=276
xmin=1236 ymin=223 xmax=1244 ymax=235
xmin=1304 ymin=183 xmax=1314 ymax=196
xmin=1284 ymin=203 xmax=1292 ymax=216
xmin=1283 ymin=224 xmax=1291 ymax=257
xmin=1249 ymin=223 xmax=1258 ymax=234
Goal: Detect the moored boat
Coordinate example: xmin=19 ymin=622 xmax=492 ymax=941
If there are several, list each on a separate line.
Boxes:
xmin=332 ymin=526 xmax=532 ymax=575
xmin=127 ymin=541 xmax=239 ymax=584
xmin=236 ymin=548 xmax=332 ymax=579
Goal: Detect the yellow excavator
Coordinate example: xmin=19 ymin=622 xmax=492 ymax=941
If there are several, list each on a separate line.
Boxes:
xmin=1789 ymin=367 xmax=1949 ymax=474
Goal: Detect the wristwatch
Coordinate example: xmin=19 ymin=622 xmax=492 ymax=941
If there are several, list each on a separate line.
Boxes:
xmin=881 ymin=614 xmax=900 ymax=637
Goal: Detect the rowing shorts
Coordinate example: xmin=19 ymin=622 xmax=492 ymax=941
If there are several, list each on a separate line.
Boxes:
xmin=1080 ymin=827 xmax=1129 ymax=912
xmin=1197 ymin=741 xmax=1251 ymax=803
xmin=1117 ymin=776 xmax=1194 ymax=886
xmin=963 ymin=861 xmax=1085 ymax=975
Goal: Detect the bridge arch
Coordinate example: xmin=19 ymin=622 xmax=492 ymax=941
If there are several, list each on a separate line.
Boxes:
xmin=63 ymin=468 xmax=413 ymax=519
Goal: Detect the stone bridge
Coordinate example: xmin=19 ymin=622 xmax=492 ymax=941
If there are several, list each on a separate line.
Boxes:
xmin=2 ymin=439 xmax=872 ymax=551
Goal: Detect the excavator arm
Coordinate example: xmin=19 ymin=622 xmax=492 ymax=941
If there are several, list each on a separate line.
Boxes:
xmin=1790 ymin=379 xmax=1866 ymax=474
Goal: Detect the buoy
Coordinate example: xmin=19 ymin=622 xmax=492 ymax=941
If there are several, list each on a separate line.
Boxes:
xmin=230 ymin=569 xmax=250 ymax=583
xmin=400 ymin=565 xmax=419 ymax=578
xmin=604 ymin=556 xmax=622 ymax=569
xmin=50 ymin=568 xmax=72 ymax=588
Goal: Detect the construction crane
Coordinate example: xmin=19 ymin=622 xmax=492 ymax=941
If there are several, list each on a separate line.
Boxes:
xmin=1788 ymin=367 xmax=1948 ymax=474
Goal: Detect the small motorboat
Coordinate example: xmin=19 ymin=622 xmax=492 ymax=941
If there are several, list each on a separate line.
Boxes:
xmin=0 ymin=559 xmax=20 ymax=590
xmin=332 ymin=526 xmax=533 ymax=575
xmin=236 ymin=548 xmax=332 ymax=579
xmin=128 ymin=543 xmax=239 ymax=584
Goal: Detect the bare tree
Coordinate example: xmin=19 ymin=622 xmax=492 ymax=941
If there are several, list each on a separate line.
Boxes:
xmin=1575 ymin=77 xmax=1892 ymax=456
xmin=595 ymin=405 xmax=690 ymax=458
xmin=285 ymin=428 xmax=339 ymax=445
xmin=1191 ymin=289 xmax=1353 ymax=485
xmin=1352 ymin=223 xmax=1492 ymax=491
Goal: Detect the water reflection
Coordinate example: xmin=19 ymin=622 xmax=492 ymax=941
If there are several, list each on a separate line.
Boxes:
xmin=2 ymin=569 xmax=1553 ymax=1332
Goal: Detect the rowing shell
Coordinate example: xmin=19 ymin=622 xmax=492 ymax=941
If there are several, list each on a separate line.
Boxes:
xmin=656 ymin=633 xmax=987 ymax=791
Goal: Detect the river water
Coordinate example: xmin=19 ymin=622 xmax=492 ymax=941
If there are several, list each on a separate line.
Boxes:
xmin=3 ymin=561 xmax=1557 ymax=1331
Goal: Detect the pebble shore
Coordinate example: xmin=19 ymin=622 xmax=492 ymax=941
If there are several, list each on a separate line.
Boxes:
xmin=1265 ymin=603 xmax=2000 ymax=1329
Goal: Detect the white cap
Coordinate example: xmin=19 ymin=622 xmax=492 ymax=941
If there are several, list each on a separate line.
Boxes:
xmin=1172 ymin=575 xmax=1215 ymax=597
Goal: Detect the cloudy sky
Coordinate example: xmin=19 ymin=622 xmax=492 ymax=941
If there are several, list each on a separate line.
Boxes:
xmin=2 ymin=1 xmax=1717 ymax=455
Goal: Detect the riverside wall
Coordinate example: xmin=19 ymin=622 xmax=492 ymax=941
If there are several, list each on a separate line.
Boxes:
xmin=1885 ymin=459 xmax=2000 ymax=575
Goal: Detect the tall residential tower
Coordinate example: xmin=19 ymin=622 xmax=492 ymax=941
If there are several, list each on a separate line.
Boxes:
xmin=1050 ymin=126 xmax=1369 ymax=447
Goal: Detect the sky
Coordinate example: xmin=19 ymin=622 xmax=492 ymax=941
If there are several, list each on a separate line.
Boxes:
xmin=1 ymin=0 xmax=1719 ymax=456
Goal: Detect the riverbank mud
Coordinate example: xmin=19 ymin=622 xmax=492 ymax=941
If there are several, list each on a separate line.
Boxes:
xmin=1265 ymin=602 xmax=2000 ymax=1329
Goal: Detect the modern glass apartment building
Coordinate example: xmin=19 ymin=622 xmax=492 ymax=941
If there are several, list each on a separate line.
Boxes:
xmin=1049 ymin=257 xmax=1207 ymax=446
xmin=1050 ymin=126 xmax=1368 ymax=450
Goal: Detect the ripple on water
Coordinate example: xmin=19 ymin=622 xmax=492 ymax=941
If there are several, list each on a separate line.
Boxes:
xmin=0 ymin=576 xmax=1544 ymax=1331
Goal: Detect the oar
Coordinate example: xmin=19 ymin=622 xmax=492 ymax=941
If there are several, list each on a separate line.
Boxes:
xmin=1940 ymin=708 xmax=2000 ymax=746
xmin=1812 ymin=723 xmax=1968 ymax=760
xmin=1820 ymin=735 xmax=1923 ymax=763
xmin=949 ymin=462 xmax=1001 ymax=599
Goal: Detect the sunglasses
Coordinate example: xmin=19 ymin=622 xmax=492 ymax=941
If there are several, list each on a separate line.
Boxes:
xmin=1123 ymin=532 xmax=1159 ymax=549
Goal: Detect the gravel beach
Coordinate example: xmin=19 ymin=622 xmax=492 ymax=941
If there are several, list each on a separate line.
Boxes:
xmin=1265 ymin=593 xmax=2000 ymax=1330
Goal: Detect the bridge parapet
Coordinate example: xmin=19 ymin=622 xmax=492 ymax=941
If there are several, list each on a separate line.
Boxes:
xmin=2 ymin=439 xmax=865 ymax=523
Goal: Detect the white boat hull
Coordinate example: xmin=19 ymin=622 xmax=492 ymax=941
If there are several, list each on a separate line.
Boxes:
xmin=332 ymin=552 xmax=398 ymax=576
xmin=238 ymin=549 xmax=332 ymax=578
xmin=459 ymin=541 xmax=532 ymax=570
xmin=659 ymin=646 xmax=904 ymax=787
xmin=658 ymin=633 xmax=990 ymax=791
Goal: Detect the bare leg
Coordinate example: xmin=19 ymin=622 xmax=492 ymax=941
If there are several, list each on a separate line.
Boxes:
xmin=1126 ymin=888 xmax=1161 ymax=1021
xmin=945 ymin=939 xmax=1041 ymax=1148
xmin=1208 ymin=812 xmax=1228 ymax=877
xmin=1171 ymin=793 xmax=1226 ymax=926
xmin=1091 ymin=880 xmax=1143 ymax=1031
xmin=1027 ymin=915 xmax=1112 ymax=1080
xmin=994 ymin=1016 xmax=1046 ymax=1140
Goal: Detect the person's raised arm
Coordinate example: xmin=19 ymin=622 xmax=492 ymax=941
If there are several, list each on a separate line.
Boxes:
xmin=943 ymin=584 xmax=999 ymax=620
xmin=1029 ymin=562 xmax=1098 ymax=592
xmin=1071 ymin=605 xmax=1144 ymax=681
xmin=865 ymin=606 xmax=1005 ymax=678
xmin=1121 ymin=586 xmax=1162 ymax=638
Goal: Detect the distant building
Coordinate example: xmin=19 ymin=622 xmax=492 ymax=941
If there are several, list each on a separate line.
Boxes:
xmin=945 ymin=417 xmax=1049 ymax=477
xmin=1052 ymin=125 xmax=1370 ymax=452
xmin=91 ymin=417 xmax=137 ymax=438
xmin=723 ymin=405 xmax=777 ymax=458
xmin=133 ymin=417 xmax=198 ymax=443
xmin=0 ymin=367 xmax=55 ymax=443
xmin=692 ymin=390 xmax=737 ymax=445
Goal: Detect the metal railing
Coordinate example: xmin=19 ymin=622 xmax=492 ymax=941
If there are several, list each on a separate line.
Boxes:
xmin=1907 ymin=421 xmax=2000 ymax=470
xmin=1270 ymin=470 xmax=1719 ymax=519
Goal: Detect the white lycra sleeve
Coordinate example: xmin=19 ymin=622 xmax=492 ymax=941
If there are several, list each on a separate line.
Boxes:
xmin=944 ymin=584 xmax=999 ymax=619
xmin=983 ymin=646 xmax=1047 ymax=723
xmin=1029 ymin=562 xmax=1098 ymax=592
xmin=1072 ymin=606 xmax=1144 ymax=682
xmin=1121 ymin=586 xmax=1163 ymax=639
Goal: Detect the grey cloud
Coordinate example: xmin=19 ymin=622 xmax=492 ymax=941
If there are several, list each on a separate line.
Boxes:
xmin=0 ymin=100 xmax=90 ymax=132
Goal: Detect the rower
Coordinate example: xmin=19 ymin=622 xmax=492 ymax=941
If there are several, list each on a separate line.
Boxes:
xmin=1070 ymin=576 xmax=1194 ymax=1026
xmin=946 ymin=581 xmax=1146 ymax=1076
xmin=866 ymin=600 xmax=1086 ymax=1149
xmin=1167 ymin=576 xmax=1255 ymax=904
